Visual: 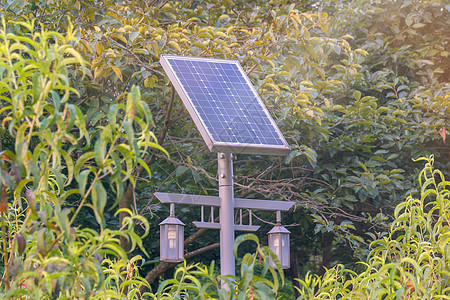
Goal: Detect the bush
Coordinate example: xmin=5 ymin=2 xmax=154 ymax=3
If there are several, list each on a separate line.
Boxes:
xmin=0 ymin=19 xmax=157 ymax=298
xmin=151 ymin=234 xmax=286 ymax=300
xmin=296 ymin=156 xmax=450 ymax=299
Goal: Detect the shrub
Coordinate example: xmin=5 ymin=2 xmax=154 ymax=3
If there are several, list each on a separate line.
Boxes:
xmin=296 ymin=156 xmax=450 ymax=299
xmin=0 ymin=19 xmax=157 ymax=298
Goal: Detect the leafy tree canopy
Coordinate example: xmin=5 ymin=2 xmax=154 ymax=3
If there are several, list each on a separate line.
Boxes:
xmin=0 ymin=0 xmax=449 ymax=298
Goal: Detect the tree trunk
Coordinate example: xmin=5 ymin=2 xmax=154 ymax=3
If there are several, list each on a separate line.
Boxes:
xmin=318 ymin=232 xmax=333 ymax=276
xmin=119 ymin=183 xmax=134 ymax=252
xmin=289 ymin=247 xmax=301 ymax=298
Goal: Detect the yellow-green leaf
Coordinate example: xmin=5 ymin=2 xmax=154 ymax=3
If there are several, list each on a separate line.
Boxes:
xmin=355 ymin=49 xmax=368 ymax=56
xmin=91 ymin=57 xmax=103 ymax=69
xmin=265 ymin=83 xmax=280 ymax=93
xmin=219 ymin=14 xmax=230 ymax=21
xmin=168 ymin=41 xmax=181 ymax=52
xmin=144 ymin=77 xmax=155 ymax=88
xmin=112 ymin=67 xmax=123 ymax=82
xmin=113 ymin=33 xmax=127 ymax=43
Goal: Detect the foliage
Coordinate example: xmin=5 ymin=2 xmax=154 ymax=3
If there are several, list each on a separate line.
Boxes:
xmin=296 ymin=156 xmax=450 ymax=299
xmin=154 ymin=234 xmax=285 ymax=300
xmin=96 ymin=255 xmax=154 ymax=299
xmin=0 ymin=19 xmax=159 ymax=297
xmin=73 ymin=234 xmax=284 ymax=300
xmin=1 ymin=0 xmax=449 ymax=297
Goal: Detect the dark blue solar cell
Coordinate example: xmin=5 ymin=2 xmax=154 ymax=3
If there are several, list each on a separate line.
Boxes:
xmin=160 ymin=55 xmax=290 ymax=154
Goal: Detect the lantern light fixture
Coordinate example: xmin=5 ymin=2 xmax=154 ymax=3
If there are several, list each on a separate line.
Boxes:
xmin=268 ymin=211 xmax=290 ymax=269
xmin=159 ymin=203 xmax=185 ymax=262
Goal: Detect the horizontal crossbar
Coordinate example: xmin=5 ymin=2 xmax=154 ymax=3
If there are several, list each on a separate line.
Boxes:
xmin=154 ymin=192 xmax=294 ymax=211
xmin=193 ymin=221 xmax=260 ymax=232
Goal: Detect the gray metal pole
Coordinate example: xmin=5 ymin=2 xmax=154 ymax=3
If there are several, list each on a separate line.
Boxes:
xmin=218 ymin=152 xmax=235 ymax=282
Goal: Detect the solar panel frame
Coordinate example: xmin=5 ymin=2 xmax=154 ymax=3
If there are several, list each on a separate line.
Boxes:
xmin=160 ymin=55 xmax=290 ymax=156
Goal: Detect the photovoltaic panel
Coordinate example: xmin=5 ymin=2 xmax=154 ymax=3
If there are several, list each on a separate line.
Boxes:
xmin=160 ymin=55 xmax=290 ymax=155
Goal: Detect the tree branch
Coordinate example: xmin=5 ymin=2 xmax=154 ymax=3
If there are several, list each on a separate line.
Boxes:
xmin=139 ymin=242 xmax=220 ymax=294
xmin=119 ymin=86 xmax=176 ymax=251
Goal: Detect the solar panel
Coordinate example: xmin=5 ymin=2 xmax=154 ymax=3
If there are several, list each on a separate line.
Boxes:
xmin=160 ymin=55 xmax=290 ymax=155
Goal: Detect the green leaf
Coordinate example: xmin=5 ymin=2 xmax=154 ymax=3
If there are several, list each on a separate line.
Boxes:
xmin=58 ymin=208 xmax=73 ymax=242
xmin=233 ymin=234 xmax=260 ymax=258
xmin=51 ymin=90 xmax=61 ymax=109
xmin=129 ymin=31 xmax=140 ymax=43
xmin=14 ymin=178 xmax=32 ymax=210
xmin=92 ymin=182 xmax=107 ymax=225
xmin=405 ymin=14 xmax=413 ymax=26
xmin=123 ymin=120 xmax=139 ymax=162
xmin=175 ymin=165 xmax=189 ymax=177
xmin=94 ymin=138 xmax=106 ymax=168
xmin=137 ymin=158 xmax=151 ymax=177
xmin=78 ymin=169 xmax=90 ymax=196
xmin=74 ymin=152 xmax=94 ymax=181
xmin=52 ymin=167 xmax=65 ymax=192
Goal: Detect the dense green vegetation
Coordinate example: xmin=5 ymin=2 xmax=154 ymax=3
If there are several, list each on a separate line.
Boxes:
xmin=0 ymin=0 xmax=449 ymax=298
xmin=297 ymin=156 xmax=450 ymax=298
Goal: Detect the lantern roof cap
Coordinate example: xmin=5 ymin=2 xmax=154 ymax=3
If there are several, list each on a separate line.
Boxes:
xmin=159 ymin=216 xmax=185 ymax=226
xmin=268 ymin=224 xmax=290 ymax=234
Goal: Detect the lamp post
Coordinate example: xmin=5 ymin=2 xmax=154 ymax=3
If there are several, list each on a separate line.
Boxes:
xmin=218 ymin=152 xmax=235 ymax=278
xmin=159 ymin=203 xmax=185 ymax=262
xmin=268 ymin=211 xmax=291 ymax=269
xmin=156 ymin=155 xmax=294 ymax=278
xmin=158 ymin=54 xmax=294 ymax=281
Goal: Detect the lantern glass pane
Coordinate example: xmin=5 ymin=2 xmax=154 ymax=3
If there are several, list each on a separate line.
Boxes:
xmin=281 ymin=233 xmax=290 ymax=268
xmin=160 ymin=225 xmax=166 ymax=260
xmin=167 ymin=225 xmax=177 ymax=259
xmin=269 ymin=233 xmax=281 ymax=268
xmin=270 ymin=234 xmax=281 ymax=256
xmin=168 ymin=226 xmax=177 ymax=248
xmin=178 ymin=225 xmax=184 ymax=260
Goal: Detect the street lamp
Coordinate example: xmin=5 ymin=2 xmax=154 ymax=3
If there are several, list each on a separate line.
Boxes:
xmin=159 ymin=203 xmax=185 ymax=262
xmin=268 ymin=211 xmax=290 ymax=269
xmin=158 ymin=55 xmax=294 ymax=280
